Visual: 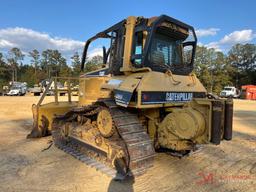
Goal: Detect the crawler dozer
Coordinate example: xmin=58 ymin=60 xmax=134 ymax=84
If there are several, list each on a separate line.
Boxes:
xmin=28 ymin=15 xmax=233 ymax=179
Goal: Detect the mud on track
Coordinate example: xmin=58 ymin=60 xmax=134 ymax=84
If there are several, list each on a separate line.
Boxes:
xmin=0 ymin=96 xmax=255 ymax=192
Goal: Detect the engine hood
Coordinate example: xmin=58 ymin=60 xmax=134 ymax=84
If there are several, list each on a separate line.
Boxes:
xmin=112 ymin=71 xmax=207 ymax=107
xmin=136 ymin=71 xmax=206 ymax=93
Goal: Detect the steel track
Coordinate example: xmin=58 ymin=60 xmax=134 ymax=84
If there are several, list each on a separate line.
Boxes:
xmin=52 ymin=100 xmax=155 ymax=178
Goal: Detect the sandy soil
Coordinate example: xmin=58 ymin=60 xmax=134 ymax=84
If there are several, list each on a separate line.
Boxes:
xmin=0 ymin=96 xmax=255 ymax=192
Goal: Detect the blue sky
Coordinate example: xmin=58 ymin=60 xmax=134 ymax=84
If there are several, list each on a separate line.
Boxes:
xmin=0 ymin=0 xmax=255 ymax=61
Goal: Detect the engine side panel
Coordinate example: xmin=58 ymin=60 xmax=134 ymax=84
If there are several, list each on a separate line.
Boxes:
xmin=78 ymin=76 xmax=111 ymax=106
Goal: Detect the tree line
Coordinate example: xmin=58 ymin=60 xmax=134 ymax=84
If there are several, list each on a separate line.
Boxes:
xmin=0 ymin=43 xmax=255 ymax=93
xmin=0 ymin=48 xmax=103 ymax=88
xmin=194 ymin=43 xmax=256 ymax=93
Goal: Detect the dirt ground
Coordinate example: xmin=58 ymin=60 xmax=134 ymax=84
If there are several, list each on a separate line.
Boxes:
xmin=0 ymin=96 xmax=255 ymax=192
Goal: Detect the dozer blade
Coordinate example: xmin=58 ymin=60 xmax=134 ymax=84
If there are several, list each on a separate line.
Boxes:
xmin=27 ymin=104 xmax=49 ymax=138
xmin=27 ymin=102 xmax=78 ymax=138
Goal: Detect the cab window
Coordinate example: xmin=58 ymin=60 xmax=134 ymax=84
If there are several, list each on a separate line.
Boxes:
xmin=132 ymin=31 xmax=143 ymax=66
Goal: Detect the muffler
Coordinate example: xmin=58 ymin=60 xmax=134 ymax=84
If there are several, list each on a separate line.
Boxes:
xmin=224 ymin=99 xmax=233 ymax=140
xmin=210 ymin=101 xmax=223 ymax=145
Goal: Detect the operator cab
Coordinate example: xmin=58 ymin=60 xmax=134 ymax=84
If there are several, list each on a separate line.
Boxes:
xmin=81 ymin=15 xmax=197 ymax=76
xmin=132 ymin=16 xmax=196 ymax=75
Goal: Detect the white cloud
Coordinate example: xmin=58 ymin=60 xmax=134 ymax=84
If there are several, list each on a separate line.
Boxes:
xmin=0 ymin=27 xmax=84 ymax=58
xmin=0 ymin=39 xmax=17 ymax=48
xmin=195 ymin=28 xmax=220 ymax=37
xmin=197 ymin=42 xmax=204 ymax=46
xmin=87 ymin=47 xmax=103 ymax=58
xmin=204 ymin=42 xmax=221 ymax=51
xmin=0 ymin=27 xmax=105 ymax=63
xmin=205 ymin=29 xmax=256 ymax=51
xmin=220 ymin=29 xmax=255 ymax=44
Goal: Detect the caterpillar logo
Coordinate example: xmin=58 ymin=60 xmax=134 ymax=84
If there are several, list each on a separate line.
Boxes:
xmin=166 ymin=92 xmax=193 ymax=101
xmin=141 ymin=92 xmax=196 ymax=104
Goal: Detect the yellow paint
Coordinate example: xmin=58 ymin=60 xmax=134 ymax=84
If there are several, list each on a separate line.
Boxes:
xmin=121 ymin=16 xmax=136 ymax=73
xmin=37 ymin=102 xmax=77 ymax=131
xmin=78 ymin=76 xmax=111 ymax=106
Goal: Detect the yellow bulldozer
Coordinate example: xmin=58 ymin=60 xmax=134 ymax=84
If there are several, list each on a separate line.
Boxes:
xmin=27 ymin=15 xmax=233 ymax=180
